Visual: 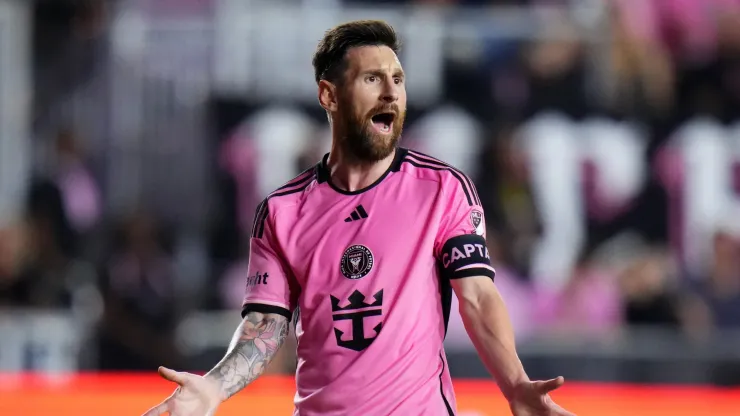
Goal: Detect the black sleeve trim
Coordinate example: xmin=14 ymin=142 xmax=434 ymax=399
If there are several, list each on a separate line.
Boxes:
xmin=241 ymin=303 xmax=292 ymax=320
xmin=450 ymin=267 xmax=495 ymax=280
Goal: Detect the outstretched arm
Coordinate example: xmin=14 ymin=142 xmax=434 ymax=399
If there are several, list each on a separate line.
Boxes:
xmin=143 ymin=311 xmax=290 ymax=416
xmin=206 ymin=311 xmax=291 ymax=400
xmin=451 ymin=276 xmax=527 ymax=399
xmin=452 ymin=276 xmax=575 ymax=416
xmin=431 ymin=161 xmax=574 ymax=414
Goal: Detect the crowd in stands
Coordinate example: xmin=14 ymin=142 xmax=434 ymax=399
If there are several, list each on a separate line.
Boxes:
xmin=0 ymin=0 xmax=739 ymax=376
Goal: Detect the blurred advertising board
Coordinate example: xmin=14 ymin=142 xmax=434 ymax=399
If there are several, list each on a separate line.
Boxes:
xmin=1 ymin=374 xmax=738 ymax=415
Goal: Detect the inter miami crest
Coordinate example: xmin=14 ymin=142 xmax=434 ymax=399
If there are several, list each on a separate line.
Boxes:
xmin=340 ymin=245 xmax=374 ymax=280
xmin=470 ymin=210 xmax=484 ymax=236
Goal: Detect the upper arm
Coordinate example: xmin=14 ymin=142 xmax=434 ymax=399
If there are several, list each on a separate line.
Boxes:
xmin=242 ymin=202 xmax=299 ymax=320
xmin=235 ymin=310 xmax=291 ymax=349
xmin=450 ymin=276 xmax=499 ymax=308
xmin=434 ymin=173 xmax=496 ymax=282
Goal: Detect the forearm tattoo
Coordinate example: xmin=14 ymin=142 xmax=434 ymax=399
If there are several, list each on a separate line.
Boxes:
xmin=206 ymin=312 xmax=290 ymax=400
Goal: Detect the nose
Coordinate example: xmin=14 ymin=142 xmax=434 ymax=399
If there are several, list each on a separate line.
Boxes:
xmin=380 ymin=79 xmax=399 ymax=103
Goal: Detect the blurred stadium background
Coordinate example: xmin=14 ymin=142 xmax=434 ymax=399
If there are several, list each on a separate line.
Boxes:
xmin=1 ymin=0 xmax=740 ymax=414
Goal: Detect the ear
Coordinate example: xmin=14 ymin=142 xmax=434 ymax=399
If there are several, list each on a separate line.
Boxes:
xmin=318 ymin=80 xmax=339 ymax=113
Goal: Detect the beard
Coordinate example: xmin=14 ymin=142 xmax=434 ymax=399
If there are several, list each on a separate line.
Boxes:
xmin=336 ymin=99 xmax=405 ymax=163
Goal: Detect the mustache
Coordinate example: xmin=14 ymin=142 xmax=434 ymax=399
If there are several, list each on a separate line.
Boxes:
xmin=368 ymin=104 xmax=401 ymax=117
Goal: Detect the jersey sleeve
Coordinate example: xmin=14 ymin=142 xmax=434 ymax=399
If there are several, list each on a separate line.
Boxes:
xmin=241 ymin=202 xmax=298 ymax=320
xmin=434 ymin=175 xmax=496 ymax=281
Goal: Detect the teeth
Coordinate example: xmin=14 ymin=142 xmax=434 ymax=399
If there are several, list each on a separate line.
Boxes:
xmin=372 ymin=117 xmax=392 ymax=133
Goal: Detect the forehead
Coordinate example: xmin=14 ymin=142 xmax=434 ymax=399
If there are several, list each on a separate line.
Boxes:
xmin=344 ymin=45 xmax=402 ymax=74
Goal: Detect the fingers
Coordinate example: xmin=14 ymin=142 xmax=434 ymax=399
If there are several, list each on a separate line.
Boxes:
xmin=537 ymin=376 xmax=565 ymax=393
xmin=553 ymin=403 xmax=577 ymax=416
xmin=547 ymin=396 xmax=577 ymax=416
xmin=158 ymin=366 xmax=187 ymax=385
xmin=141 ymin=399 xmax=170 ymax=416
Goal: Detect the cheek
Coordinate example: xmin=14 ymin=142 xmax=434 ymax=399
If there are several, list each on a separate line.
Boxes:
xmin=354 ymin=89 xmax=379 ymax=110
xmin=355 ymin=106 xmax=372 ymax=122
xmin=398 ymin=91 xmax=408 ymax=108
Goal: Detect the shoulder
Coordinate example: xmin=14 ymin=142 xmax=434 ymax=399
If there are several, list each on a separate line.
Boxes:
xmin=397 ymin=148 xmax=480 ymax=206
xmin=251 ymin=166 xmax=318 ymax=238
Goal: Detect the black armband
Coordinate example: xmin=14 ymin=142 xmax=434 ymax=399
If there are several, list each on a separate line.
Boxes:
xmin=438 ymin=234 xmax=495 ymax=280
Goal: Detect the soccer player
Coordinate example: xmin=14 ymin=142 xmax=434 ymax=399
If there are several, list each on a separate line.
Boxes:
xmin=143 ymin=20 xmax=575 ymax=416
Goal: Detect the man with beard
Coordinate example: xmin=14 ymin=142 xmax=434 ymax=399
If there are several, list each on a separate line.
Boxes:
xmin=143 ymin=21 xmax=574 ymax=416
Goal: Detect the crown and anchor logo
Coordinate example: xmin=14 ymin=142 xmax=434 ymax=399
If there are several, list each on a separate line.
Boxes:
xmin=331 ymin=289 xmax=383 ymax=312
xmin=330 ymin=289 xmax=384 ymax=352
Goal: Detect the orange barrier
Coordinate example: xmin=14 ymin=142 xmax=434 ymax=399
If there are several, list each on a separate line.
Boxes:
xmin=0 ymin=373 xmax=738 ymax=415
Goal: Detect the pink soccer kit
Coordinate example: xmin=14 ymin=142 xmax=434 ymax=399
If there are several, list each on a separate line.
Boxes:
xmin=242 ymin=148 xmax=495 ymax=416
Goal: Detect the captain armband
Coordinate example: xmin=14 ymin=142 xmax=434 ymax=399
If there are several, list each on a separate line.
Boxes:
xmin=439 ymin=234 xmax=495 ymax=280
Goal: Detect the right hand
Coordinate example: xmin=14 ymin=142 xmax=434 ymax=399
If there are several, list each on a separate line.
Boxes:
xmin=142 ymin=367 xmax=223 ymax=416
xmin=508 ymin=377 xmax=576 ymax=416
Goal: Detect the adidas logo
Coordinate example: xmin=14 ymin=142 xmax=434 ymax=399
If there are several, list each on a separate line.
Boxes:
xmin=344 ymin=205 xmax=369 ymax=222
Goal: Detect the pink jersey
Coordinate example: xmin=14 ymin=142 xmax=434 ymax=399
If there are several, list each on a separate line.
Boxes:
xmin=242 ymin=148 xmax=494 ymax=416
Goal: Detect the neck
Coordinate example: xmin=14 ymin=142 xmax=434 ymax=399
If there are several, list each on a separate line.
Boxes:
xmin=326 ymin=141 xmax=396 ymax=192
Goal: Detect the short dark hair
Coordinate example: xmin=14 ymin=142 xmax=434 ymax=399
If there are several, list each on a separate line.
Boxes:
xmin=312 ymin=20 xmax=400 ymax=85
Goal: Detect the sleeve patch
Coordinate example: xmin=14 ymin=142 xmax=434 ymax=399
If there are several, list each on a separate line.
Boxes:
xmin=469 ymin=209 xmax=485 ymax=236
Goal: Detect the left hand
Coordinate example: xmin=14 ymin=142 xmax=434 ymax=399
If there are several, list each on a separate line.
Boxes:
xmin=508 ymin=376 xmax=576 ymax=416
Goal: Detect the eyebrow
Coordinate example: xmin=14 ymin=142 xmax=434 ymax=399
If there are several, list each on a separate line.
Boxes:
xmin=363 ymin=69 xmax=405 ymax=78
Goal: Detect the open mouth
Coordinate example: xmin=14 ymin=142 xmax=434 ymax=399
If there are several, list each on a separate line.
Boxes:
xmin=370 ymin=112 xmax=395 ymax=134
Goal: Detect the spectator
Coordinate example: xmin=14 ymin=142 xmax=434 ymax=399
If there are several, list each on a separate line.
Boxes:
xmin=97 ymin=213 xmax=183 ymax=370
xmin=533 ymin=254 xmax=622 ymax=337
xmin=476 ymin=122 xmax=541 ymax=279
xmin=53 ymin=127 xmax=101 ymax=235
xmin=674 ymin=8 xmax=740 ymax=123
xmin=2 ymin=178 xmax=85 ymax=308
xmin=0 ymin=225 xmax=28 ymax=304
xmin=606 ymin=1 xmax=675 ymax=119
xmin=618 ymin=248 xmax=686 ymax=328
xmin=687 ymin=227 xmax=740 ymax=331
xmin=682 ymin=224 xmax=740 ymax=386
xmin=521 ymin=16 xmax=588 ymax=119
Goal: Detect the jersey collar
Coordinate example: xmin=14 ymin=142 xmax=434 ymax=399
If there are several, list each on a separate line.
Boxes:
xmin=316 ymin=147 xmax=408 ymax=195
